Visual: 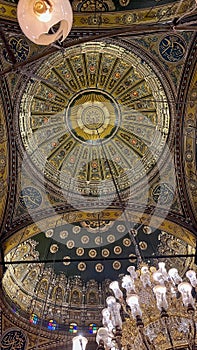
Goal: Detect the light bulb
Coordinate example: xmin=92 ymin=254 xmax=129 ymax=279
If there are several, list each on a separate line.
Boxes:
xmin=33 ymin=0 xmax=53 ymax=22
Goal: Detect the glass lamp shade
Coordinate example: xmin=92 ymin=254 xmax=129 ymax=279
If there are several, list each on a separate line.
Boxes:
xmin=158 ymin=262 xmax=169 ymax=281
xmin=158 ymin=262 xmax=166 ymax=271
xmin=106 ymin=296 xmax=117 ymax=307
xmin=122 ymin=275 xmax=136 ymax=295
xmin=127 ymin=266 xmax=137 ymax=279
xmin=109 ymin=281 xmax=123 ymax=300
xmin=126 ymin=294 xmax=142 ymax=318
xmin=153 ymin=285 xmax=168 ymax=311
xmin=186 ymin=270 xmax=197 ymax=287
xmin=168 ymin=268 xmax=182 ymax=285
xmin=152 ymin=271 xmax=165 ymax=285
xmin=102 ymin=308 xmax=114 ymax=331
xmin=72 ymin=336 xmax=88 ymax=350
xmin=140 ymin=266 xmax=151 ymax=287
xmin=106 ymin=297 xmax=122 ymax=328
xmin=178 ymin=282 xmax=194 ymax=307
xmin=17 ymin=0 xmax=73 ymax=45
xmin=96 ymin=328 xmax=109 ymax=345
xmin=102 ymin=308 xmax=111 ymax=320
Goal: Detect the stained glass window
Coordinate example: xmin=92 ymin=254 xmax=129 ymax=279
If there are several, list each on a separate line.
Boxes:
xmin=29 ymin=313 xmax=38 ymax=325
xmin=69 ymin=322 xmax=78 ymax=333
xmin=88 ymin=323 xmax=97 ymax=334
xmin=48 ymin=319 xmax=57 ymax=330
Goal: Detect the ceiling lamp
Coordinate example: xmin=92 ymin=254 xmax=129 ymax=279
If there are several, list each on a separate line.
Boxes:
xmin=17 ymin=0 xmax=73 ymax=45
xmin=97 ymin=262 xmax=197 ymax=350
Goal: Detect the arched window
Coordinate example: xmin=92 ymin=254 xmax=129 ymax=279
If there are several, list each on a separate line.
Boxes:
xmin=88 ymin=323 xmax=97 ymax=334
xmin=48 ymin=319 xmax=57 ymax=330
xmin=37 ymin=279 xmax=48 ymax=296
xmin=69 ymin=322 xmax=78 ymax=333
xmin=30 ymin=313 xmax=38 ymax=325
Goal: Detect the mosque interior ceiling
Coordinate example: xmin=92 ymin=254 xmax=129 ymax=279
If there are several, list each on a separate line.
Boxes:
xmin=0 ymin=0 xmax=197 ymax=347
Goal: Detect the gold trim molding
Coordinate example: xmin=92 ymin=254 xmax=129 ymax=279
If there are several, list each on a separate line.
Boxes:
xmin=0 ymin=0 xmax=194 ymax=28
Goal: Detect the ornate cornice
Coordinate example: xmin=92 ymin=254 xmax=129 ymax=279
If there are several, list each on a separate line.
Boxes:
xmin=2 ymin=209 xmax=196 ymax=255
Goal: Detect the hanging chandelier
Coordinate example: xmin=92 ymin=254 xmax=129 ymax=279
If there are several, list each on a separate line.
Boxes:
xmin=97 ymin=261 xmax=197 ymax=350
xmin=94 ymin=128 xmax=197 ymax=350
xmin=17 ymin=0 xmax=73 ymax=45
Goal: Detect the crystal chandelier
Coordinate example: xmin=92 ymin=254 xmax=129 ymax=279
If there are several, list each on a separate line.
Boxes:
xmin=97 ymin=262 xmax=197 ymax=350
xmin=95 ymin=129 xmax=197 ymax=350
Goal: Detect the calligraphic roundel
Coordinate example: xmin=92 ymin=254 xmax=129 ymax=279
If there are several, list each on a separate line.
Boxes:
xmin=0 ymin=328 xmax=27 ymax=350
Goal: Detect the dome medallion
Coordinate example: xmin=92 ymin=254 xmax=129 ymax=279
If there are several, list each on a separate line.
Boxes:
xmin=66 ymin=90 xmax=120 ymax=144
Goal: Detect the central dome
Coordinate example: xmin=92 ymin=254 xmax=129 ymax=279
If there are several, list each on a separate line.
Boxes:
xmin=18 ymin=41 xmax=170 ymax=198
xmin=66 ymin=90 xmax=120 ymax=144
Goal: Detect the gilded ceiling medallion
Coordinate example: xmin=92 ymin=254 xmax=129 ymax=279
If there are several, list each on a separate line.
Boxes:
xmin=139 ymin=241 xmax=148 ymax=250
xmin=143 ymin=226 xmax=152 ymax=234
xmin=117 ymin=224 xmax=125 ymax=233
xmin=50 ymin=244 xmax=59 ymax=253
xmin=66 ymin=240 xmax=75 ymax=249
xmin=88 ymin=249 xmax=97 ymax=258
xmin=76 ymin=247 xmax=84 ymax=256
xmin=81 ymin=235 xmax=90 ymax=244
xmin=59 ymin=230 xmax=68 ymax=239
xmin=95 ymin=236 xmax=103 ymax=245
xmin=95 ymin=263 xmax=104 ymax=272
xmin=0 ymin=329 xmax=27 ymax=350
xmin=73 ymin=225 xmax=81 ymax=234
xmin=159 ymin=34 xmax=186 ymax=62
xmin=123 ymin=238 xmax=131 ymax=247
xmin=114 ymin=246 xmax=122 ymax=254
xmin=102 ymin=248 xmax=110 ymax=257
xmin=19 ymin=186 xmax=42 ymax=209
xmin=78 ymin=262 xmax=86 ymax=271
xmin=3 ymin=37 xmax=29 ymax=63
xmin=66 ymin=90 xmax=120 ymax=144
xmin=45 ymin=229 xmax=54 ymax=237
xmin=129 ymin=253 xmax=136 ymax=262
xmin=107 ymin=234 xmax=115 ymax=243
xmin=113 ymin=261 xmax=121 ymax=270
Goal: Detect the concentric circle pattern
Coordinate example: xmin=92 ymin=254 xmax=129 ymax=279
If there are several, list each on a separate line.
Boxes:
xmin=66 ymin=90 xmax=120 ymax=144
xmin=19 ymin=42 xmax=170 ymax=197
